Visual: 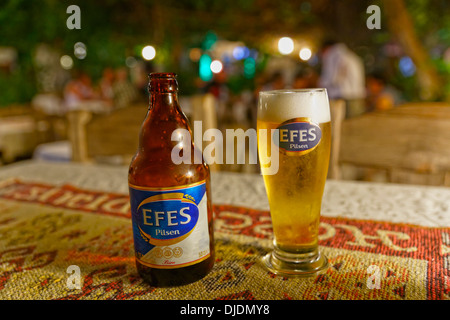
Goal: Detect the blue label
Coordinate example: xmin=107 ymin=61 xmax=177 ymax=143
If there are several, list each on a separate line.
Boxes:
xmin=276 ymin=118 xmax=322 ymax=155
xmin=129 ymin=181 xmax=208 ymax=267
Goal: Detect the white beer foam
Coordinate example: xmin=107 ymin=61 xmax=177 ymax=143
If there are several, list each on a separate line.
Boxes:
xmin=258 ymin=89 xmax=331 ymax=124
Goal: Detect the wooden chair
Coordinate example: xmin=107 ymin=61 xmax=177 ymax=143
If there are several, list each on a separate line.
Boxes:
xmin=67 ymin=104 xmax=147 ymax=164
xmin=188 ymin=93 xmax=220 ymax=171
xmin=0 ymin=104 xmax=56 ymax=164
xmin=67 ymin=95 xmax=219 ymax=168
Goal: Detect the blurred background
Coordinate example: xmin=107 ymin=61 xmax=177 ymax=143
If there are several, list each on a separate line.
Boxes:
xmin=0 ymin=0 xmax=449 ymax=185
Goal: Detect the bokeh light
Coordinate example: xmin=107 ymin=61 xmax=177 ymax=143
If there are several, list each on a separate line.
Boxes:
xmin=189 ymin=48 xmax=202 ymax=62
xmin=199 ymin=54 xmax=213 ymax=81
xmin=142 ymin=45 xmax=156 ymax=60
xmin=243 ymin=57 xmax=256 ymax=78
xmin=210 ymin=60 xmax=223 ymax=73
xmin=399 ymin=56 xmax=416 ymax=77
xmin=233 ymin=46 xmax=250 ymax=60
xmin=125 ymin=56 xmax=137 ymax=68
xmin=74 ymin=42 xmax=87 ymax=59
xmin=278 ymin=37 xmax=294 ymax=55
xmin=299 ymin=48 xmax=312 ymax=61
xmin=60 ymin=55 xmax=73 ymax=70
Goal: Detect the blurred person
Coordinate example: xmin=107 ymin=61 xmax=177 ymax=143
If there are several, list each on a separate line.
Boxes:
xmin=204 ymin=72 xmax=229 ymax=121
xmin=133 ymin=60 xmax=155 ymax=102
xmin=319 ymin=40 xmax=366 ymax=118
xmin=231 ymin=90 xmax=253 ymax=126
xmin=366 ymin=72 xmax=403 ymax=112
xmin=112 ymin=67 xmax=138 ymax=109
xmin=262 ymin=71 xmax=286 ymax=91
xmin=250 ymin=72 xmax=287 ymax=127
xmin=292 ymin=68 xmax=318 ymax=89
xmin=99 ymin=67 xmax=115 ymax=101
xmin=206 ymin=72 xmax=229 ymax=100
xmin=63 ymin=71 xmax=96 ymax=111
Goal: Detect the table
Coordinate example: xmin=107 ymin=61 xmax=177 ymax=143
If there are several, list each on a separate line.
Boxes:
xmin=0 ymin=160 xmax=449 ymax=300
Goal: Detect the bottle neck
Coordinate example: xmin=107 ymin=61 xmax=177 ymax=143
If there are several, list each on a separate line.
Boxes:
xmin=139 ymin=73 xmax=189 ymax=154
xmin=148 ymin=72 xmax=179 ymax=112
xmin=149 ymin=92 xmax=179 ymax=112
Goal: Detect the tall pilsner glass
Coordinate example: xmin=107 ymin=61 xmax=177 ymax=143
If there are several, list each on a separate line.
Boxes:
xmin=257 ymin=89 xmax=331 ymax=276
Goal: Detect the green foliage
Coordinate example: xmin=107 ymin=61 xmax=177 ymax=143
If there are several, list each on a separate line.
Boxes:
xmin=0 ymin=0 xmax=140 ymax=106
xmin=405 ymin=0 xmax=450 ymax=100
xmin=0 ymin=0 xmax=448 ymax=106
xmin=0 ymin=66 xmax=36 ymax=106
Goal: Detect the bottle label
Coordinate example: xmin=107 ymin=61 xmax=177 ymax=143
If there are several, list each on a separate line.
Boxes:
xmin=129 ymin=181 xmax=210 ymax=269
xmin=275 ymin=117 xmax=322 ymax=156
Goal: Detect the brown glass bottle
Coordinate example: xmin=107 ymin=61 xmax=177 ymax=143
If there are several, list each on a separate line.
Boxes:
xmin=128 ymin=73 xmax=214 ymax=287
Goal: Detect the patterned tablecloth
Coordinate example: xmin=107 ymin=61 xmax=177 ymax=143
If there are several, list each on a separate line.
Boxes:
xmin=0 ymin=160 xmax=449 ymax=300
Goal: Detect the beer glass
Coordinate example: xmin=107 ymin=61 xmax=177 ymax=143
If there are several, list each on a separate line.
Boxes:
xmin=257 ymin=89 xmax=331 ymax=276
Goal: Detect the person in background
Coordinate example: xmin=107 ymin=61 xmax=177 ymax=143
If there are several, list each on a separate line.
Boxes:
xmin=292 ymin=67 xmax=318 ymax=89
xmin=112 ymin=67 xmax=138 ymax=109
xmin=63 ymin=71 xmax=96 ymax=111
xmin=262 ymin=71 xmax=286 ymax=91
xmin=319 ymin=40 xmax=366 ymax=118
xmin=133 ymin=61 xmax=154 ymax=102
xmin=366 ymin=72 xmax=403 ymax=112
xmin=99 ymin=67 xmax=115 ymax=102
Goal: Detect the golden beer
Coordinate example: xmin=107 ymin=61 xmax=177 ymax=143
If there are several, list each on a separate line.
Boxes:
xmin=257 ymin=89 xmax=331 ymax=276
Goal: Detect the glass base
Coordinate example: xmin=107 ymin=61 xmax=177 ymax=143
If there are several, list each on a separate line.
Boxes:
xmin=261 ymin=247 xmax=328 ymax=277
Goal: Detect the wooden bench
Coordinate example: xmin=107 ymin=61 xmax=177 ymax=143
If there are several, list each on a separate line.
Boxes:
xmin=339 ymin=103 xmax=450 ymax=186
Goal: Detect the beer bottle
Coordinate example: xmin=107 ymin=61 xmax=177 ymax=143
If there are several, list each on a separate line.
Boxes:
xmin=128 ymin=73 xmax=214 ymax=286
